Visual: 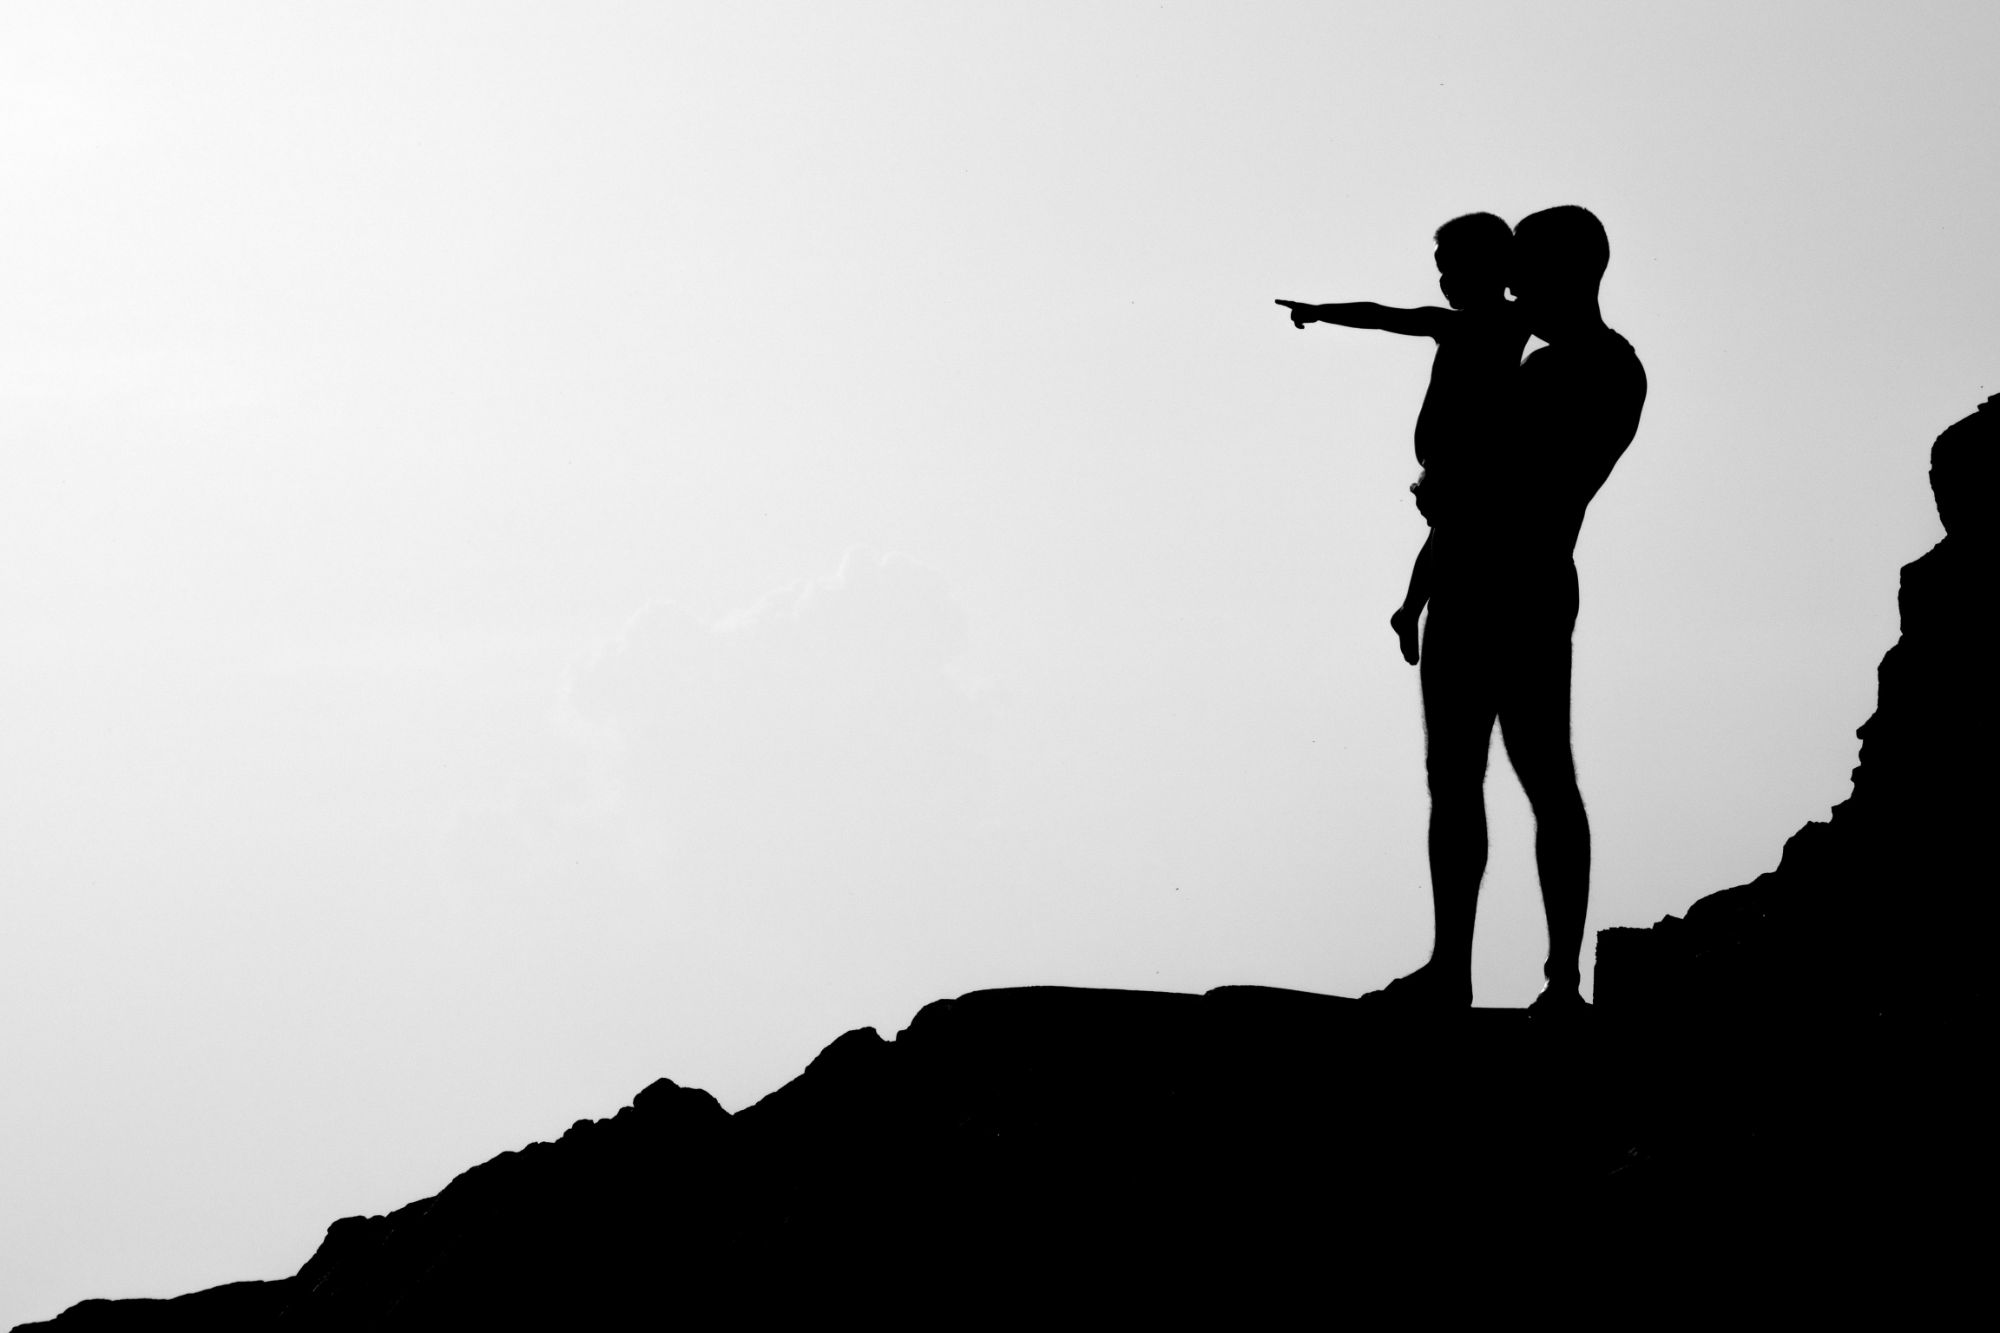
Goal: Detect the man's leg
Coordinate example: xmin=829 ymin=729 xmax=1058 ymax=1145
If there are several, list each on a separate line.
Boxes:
xmin=1496 ymin=630 xmax=1589 ymax=1001
xmin=1414 ymin=609 xmax=1497 ymax=1003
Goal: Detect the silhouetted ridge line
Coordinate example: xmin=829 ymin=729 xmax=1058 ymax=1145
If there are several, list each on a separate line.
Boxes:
xmin=21 ymin=398 xmax=1990 ymax=1329
xmin=1595 ymin=394 xmax=1993 ymax=1023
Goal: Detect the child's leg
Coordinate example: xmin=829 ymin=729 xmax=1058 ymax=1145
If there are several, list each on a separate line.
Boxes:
xmin=1401 ymin=536 xmax=1432 ymax=617
xmin=1389 ymin=538 xmax=1430 ymax=665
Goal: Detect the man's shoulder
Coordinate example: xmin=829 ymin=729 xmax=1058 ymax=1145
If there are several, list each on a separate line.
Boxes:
xmin=1527 ymin=325 xmax=1638 ymax=360
xmin=1525 ymin=326 xmax=1645 ymax=385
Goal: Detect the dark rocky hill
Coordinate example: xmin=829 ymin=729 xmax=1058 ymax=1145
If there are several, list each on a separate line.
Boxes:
xmin=22 ymin=398 xmax=1990 ymax=1329
xmin=1595 ymin=398 xmax=1990 ymax=1025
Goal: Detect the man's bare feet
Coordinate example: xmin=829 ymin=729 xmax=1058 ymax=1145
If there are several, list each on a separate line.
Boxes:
xmin=1359 ymin=963 xmax=1471 ymax=1011
xmin=1528 ymin=984 xmax=1589 ymax=1022
xmin=1389 ymin=606 xmax=1421 ymax=665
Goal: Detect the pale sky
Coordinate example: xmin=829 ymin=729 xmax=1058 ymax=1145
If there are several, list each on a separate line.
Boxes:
xmin=4 ymin=2 xmax=1994 ymax=1323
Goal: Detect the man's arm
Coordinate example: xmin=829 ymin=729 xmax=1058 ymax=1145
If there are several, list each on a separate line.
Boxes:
xmin=1276 ymin=300 xmax=1453 ymax=339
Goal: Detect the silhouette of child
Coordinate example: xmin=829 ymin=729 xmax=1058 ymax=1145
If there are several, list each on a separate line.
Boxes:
xmin=1277 ymin=213 xmax=1528 ymax=663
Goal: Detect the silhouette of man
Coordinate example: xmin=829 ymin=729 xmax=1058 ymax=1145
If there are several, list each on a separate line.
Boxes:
xmin=1369 ymin=205 xmax=1646 ymax=1014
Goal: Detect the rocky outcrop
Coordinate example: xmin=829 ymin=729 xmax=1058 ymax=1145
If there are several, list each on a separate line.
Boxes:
xmin=8 ymin=988 xmax=1821 ymax=1327
xmin=22 ymin=399 xmax=1990 ymax=1329
xmin=10 ymin=1283 xmax=285 ymax=1333
xmin=1596 ymin=396 xmax=1991 ymax=1022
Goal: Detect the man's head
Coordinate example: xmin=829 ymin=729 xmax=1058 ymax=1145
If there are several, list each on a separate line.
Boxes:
xmin=1433 ymin=212 xmax=1512 ymax=310
xmin=1510 ymin=205 xmax=1609 ymax=334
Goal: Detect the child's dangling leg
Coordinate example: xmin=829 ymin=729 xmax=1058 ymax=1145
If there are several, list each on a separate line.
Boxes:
xmin=1390 ymin=534 xmax=1430 ymax=666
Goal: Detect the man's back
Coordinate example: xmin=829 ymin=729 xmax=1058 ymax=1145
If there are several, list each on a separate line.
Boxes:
xmin=1472 ymin=326 xmax=1645 ymax=555
xmin=1423 ymin=325 xmax=1643 ymax=618
xmin=1516 ymin=326 xmax=1646 ymax=542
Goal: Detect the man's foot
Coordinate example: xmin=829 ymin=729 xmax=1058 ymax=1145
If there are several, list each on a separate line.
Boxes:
xmin=1528 ymin=985 xmax=1590 ymax=1023
xmin=1359 ymin=964 xmax=1471 ymax=1011
xmin=1389 ymin=606 xmax=1421 ymax=665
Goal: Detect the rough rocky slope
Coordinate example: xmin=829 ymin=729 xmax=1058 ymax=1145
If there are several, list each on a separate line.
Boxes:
xmin=1595 ymin=397 xmax=1989 ymax=1024
xmin=22 ymin=398 xmax=1990 ymax=1329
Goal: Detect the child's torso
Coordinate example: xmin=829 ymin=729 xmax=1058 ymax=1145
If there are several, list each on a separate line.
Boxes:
xmin=1413 ymin=307 xmax=1530 ymax=470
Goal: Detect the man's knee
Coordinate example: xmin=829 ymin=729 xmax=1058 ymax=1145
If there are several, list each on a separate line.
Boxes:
xmin=1425 ymin=760 xmax=1488 ymax=804
xmin=1425 ymin=729 xmax=1488 ymax=787
xmin=1525 ymin=777 xmax=1586 ymax=829
xmin=1508 ymin=739 xmax=1580 ymax=803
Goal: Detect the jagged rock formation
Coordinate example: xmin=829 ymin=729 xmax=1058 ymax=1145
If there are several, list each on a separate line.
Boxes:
xmin=1596 ymin=395 xmax=1991 ymax=1022
xmin=22 ymin=399 xmax=1990 ymax=1330
xmin=13 ymin=990 xmax=1745 ymax=1327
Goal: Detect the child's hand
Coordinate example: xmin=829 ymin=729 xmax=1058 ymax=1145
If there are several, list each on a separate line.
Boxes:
xmin=1411 ymin=473 xmax=1453 ymax=525
xmin=1275 ymin=300 xmax=1316 ymax=328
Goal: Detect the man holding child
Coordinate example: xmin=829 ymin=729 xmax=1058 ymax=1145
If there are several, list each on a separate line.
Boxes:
xmin=1280 ymin=205 xmax=1647 ymax=1014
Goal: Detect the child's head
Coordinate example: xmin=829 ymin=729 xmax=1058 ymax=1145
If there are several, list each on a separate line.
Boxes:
xmin=1433 ymin=212 xmax=1512 ymax=309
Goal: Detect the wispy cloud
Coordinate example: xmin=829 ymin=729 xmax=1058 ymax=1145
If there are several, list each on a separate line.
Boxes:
xmin=556 ymin=546 xmax=993 ymax=864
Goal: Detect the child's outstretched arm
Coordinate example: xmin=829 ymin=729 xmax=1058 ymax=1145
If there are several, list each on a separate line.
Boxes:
xmin=1276 ymin=300 xmax=1453 ymax=339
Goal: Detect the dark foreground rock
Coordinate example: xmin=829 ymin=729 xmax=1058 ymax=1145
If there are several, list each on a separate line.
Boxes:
xmin=23 ymin=398 xmax=1990 ymax=1329
xmin=17 ymin=984 xmax=1964 ymax=1327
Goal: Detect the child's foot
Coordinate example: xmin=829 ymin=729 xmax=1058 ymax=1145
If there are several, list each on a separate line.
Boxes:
xmin=1389 ymin=607 xmax=1420 ymax=665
